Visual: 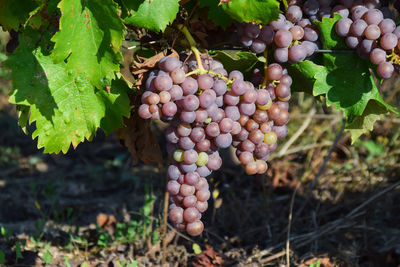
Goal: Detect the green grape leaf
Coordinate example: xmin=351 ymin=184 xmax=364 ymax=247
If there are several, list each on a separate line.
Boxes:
xmin=210 ymin=50 xmax=264 ymax=75
xmin=97 ymin=79 xmax=131 ymax=135
xmin=220 ymin=0 xmax=280 ymax=24
xmin=0 ymin=0 xmax=37 ymax=30
xmin=314 ymin=14 xmax=347 ymax=49
xmin=123 ymin=0 xmax=180 ymax=33
xmin=346 ymin=100 xmax=387 ymax=143
xmin=51 ymin=0 xmax=125 ymax=88
xmin=7 ymin=32 xmax=129 ymax=154
xmin=292 ymin=16 xmax=398 ymax=142
xmin=199 ymin=0 xmax=233 ymax=29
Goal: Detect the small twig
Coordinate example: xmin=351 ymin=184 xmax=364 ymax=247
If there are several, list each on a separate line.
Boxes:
xmin=258 ymin=179 xmax=400 ymax=264
xmin=269 ymin=141 xmax=333 ymax=160
xmin=315 ymin=49 xmax=355 ymax=53
xmin=177 ymin=24 xmax=205 ymax=71
xmin=259 ymin=250 xmax=287 ymax=264
xmin=295 ymin=119 xmax=346 ymax=218
xmin=187 ymin=0 xmax=200 ymax=21
xmin=166 ymin=223 xmax=195 ymax=243
xmin=278 ymin=108 xmax=316 ymax=157
xmin=262 ymin=49 xmax=269 ymax=87
xmin=125 ymin=41 xmax=158 ymax=50
xmin=286 ymin=184 xmax=299 ymax=267
xmin=345 ymin=179 xmax=400 ymax=219
xmin=161 ymin=189 xmax=169 ymax=265
xmin=185 ymin=68 xmax=232 ymax=83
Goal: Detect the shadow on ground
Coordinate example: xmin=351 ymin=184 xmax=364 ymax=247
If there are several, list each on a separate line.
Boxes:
xmin=1 ymin=102 xmax=400 ymax=266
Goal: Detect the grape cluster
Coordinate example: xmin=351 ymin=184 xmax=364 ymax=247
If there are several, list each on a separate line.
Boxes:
xmin=287 ymin=0 xmax=399 ymax=79
xmin=334 ymin=6 xmax=399 ymax=78
xmin=234 ymin=63 xmax=290 ymax=174
xmin=287 ymin=0 xmax=386 ymax=21
xmin=235 ymin=9 xmax=320 ymax=63
xmin=138 ymin=55 xmax=290 ymax=236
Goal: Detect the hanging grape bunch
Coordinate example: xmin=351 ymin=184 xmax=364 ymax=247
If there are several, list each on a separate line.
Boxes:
xmin=138 ymin=51 xmax=291 ymax=236
xmin=137 ymin=0 xmax=399 ymax=237
xmin=334 ymin=5 xmax=400 ymax=78
xmin=237 ymin=0 xmax=400 ymax=79
xmin=235 ymin=8 xmax=320 ymax=63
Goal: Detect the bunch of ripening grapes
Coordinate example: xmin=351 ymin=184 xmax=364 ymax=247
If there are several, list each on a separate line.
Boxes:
xmin=237 ymin=0 xmax=400 ymax=79
xmin=334 ymin=3 xmax=400 ymax=78
xmin=138 ymin=54 xmax=291 ymax=236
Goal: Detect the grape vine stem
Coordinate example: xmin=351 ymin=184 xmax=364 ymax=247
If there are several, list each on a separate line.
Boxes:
xmin=282 ymin=0 xmax=288 ymax=11
xmin=178 ymin=24 xmax=233 ymax=84
xmin=278 ymin=108 xmax=316 ymax=157
xmin=177 ymin=24 xmax=205 ymax=71
xmin=295 ymin=118 xmax=346 ymax=218
xmin=262 ymin=49 xmax=269 ymax=87
xmin=185 ymin=68 xmax=232 ymax=84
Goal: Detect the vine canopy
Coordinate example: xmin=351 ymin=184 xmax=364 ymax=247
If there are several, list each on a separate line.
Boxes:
xmin=0 ymin=0 xmax=398 ymax=153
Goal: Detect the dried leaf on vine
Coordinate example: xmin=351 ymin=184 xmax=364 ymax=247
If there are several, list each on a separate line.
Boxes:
xmin=131 ymin=50 xmax=179 ymax=87
xmin=192 ymin=245 xmax=225 ymax=267
xmin=116 ymin=116 xmax=163 ymax=165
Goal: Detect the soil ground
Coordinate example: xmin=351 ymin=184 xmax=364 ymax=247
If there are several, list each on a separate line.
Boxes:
xmin=0 ymin=80 xmax=399 ymax=266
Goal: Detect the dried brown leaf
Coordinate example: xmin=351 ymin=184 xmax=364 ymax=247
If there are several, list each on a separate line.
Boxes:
xmin=116 ymin=115 xmax=163 ymax=165
xmin=96 ymin=213 xmax=109 ymax=228
xmin=120 ymin=47 xmax=137 ymax=85
xmin=131 ymin=50 xmax=179 ymax=87
xmin=192 ymin=245 xmax=225 ymax=267
xmin=300 ymin=257 xmax=334 ymax=267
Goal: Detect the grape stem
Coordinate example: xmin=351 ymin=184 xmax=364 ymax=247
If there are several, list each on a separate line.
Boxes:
xmin=387 ymin=48 xmax=400 ymax=65
xmin=262 ymin=49 xmax=269 ymax=87
xmin=282 ymin=0 xmax=288 ymax=11
xmin=178 ymin=24 xmax=232 ymax=84
xmin=185 ymin=68 xmax=232 ymax=84
xmin=177 ymin=24 xmax=205 ymax=71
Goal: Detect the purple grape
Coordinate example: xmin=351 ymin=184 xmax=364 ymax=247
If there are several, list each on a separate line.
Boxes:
xmin=166 ymin=127 xmax=179 ymax=143
xmin=345 ymin=36 xmax=361 ymax=49
xmin=259 ymin=26 xmax=274 ymax=44
xmin=244 ymin=23 xmax=261 ymax=38
xmin=303 ymin=27 xmax=319 ymax=42
xmin=274 ymin=48 xmax=289 ymax=63
xmin=180 ymin=111 xmax=196 ymax=123
xmin=377 ymin=61 xmax=394 ymax=78
xmin=190 ymin=127 xmax=205 ymax=142
xmin=274 ymin=29 xmax=293 ymax=48
xmin=380 ymin=33 xmax=398 ymax=50
xmin=224 ymin=91 xmax=240 ymax=106
xmin=169 ymin=85 xmax=183 ymax=100
xmin=363 ymin=9 xmax=383 ymax=25
xmin=159 ymin=57 xmax=182 ymax=72
xmin=199 ymin=89 xmax=216 ymax=108
xmin=170 ymin=68 xmax=186 ymax=84
xmin=138 ymin=104 xmax=151 ymax=119
xmin=212 ymin=80 xmax=227 ymax=95
xmin=197 ymin=74 xmax=214 ymax=90
xmin=239 ymin=103 xmax=256 ymax=116
xmin=229 ymin=70 xmax=244 ymax=81
xmin=251 ymin=39 xmax=267 ymax=53
xmin=370 ymin=48 xmax=387 ymax=65
xmin=225 ymin=106 xmax=240 ymax=121
xmin=214 ymin=133 xmax=232 ymax=148
xmin=182 ymin=95 xmax=199 ymax=111
xmin=168 ymin=164 xmax=182 ymax=180
xmin=288 ymin=44 xmax=307 ymax=62
xmin=162 ymin=102 xmax=177 ymax=117
xmin=286 ymin=5 xmax=303 ymax=22
xmin=335 ymin=18 xmax=353 ymax=37
xmin=379 ymin=18 xmax=396 ymax=34
xmin=181 ymin=77 xmax=198 ymax=95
